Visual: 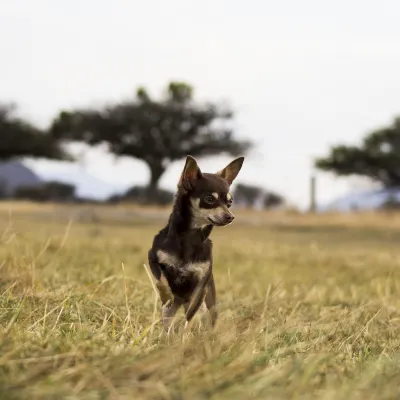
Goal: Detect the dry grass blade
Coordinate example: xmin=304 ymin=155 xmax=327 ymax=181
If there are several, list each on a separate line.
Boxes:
xmin=143 ymin=263 xmax=160 ymax=336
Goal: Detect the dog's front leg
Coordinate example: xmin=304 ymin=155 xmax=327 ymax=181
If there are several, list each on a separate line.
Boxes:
xmin=184 ymin=267 xmax=212 ymax=329
xmin=148 ymin=254 xmax=177 ymax=332
xmin=148 ymin=255 xmax=174 ymax=304
xmin=205 ymin=273 xmax=218 ymax=327
xmin=184 ymin=286 xmax=208 ymax=334
xmin=162 ymin=298 xmax=183 ymax=333
xmin=183 ymin=294 xmax=207 ymax=330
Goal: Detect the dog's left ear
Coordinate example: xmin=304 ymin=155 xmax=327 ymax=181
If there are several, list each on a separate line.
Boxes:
xmin=178 ymin=155 xmax=202 ymax=191
xmin=217 ymin=157 xmax=245 ymax=185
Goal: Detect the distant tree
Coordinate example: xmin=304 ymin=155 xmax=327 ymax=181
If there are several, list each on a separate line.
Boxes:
xmin=113 ymin=185 xmax=174 ymax=205
xmin=233 ymin=183 xmax=264 ymax=208
xmin=315 ymin=117 xmax=400 ymax=188
xmin=50 ymin=82 xmax=251 ymax=192
xmin=263 ymin=191 xmax=285 ymax=208
xmin=381 ymin=189 xmax=400 ymax=210
xmin=0 ymin=103 xmax=70 ymax=161
xmin=383 ymin=197 xmax=400 ymax=210
xmin=233 ymin=183 xmax=285 ymax=209
xmin=14 ymin=181 xmax=75 ymax=202
xmin=0 ymin=179 xmax=6 ymax=199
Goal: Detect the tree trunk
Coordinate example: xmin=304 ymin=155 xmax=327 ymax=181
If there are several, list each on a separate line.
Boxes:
xmin=143 ymin=162 xmax=166 ymax=204
xmin=147 ymin=162 xmax=165 ymax=190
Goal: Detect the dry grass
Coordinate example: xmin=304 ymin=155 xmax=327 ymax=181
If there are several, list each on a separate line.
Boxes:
xmin=1 ymin=203 xmax=400 ymax=399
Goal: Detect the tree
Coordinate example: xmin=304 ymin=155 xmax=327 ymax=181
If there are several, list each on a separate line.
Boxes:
xmin=108 ymin=185 xmax=174 ymax=205
xmin=315 ymin=117 xmax=400 ymax=188
xmin=233 ymin=183 xmax=285 ymax=209
xmin=233 ymin=183 xmax=264 ymax=208
xmin=263 ymin=191 xmax=285 ymax=208
xmin=0 ymin=103 xmax=70 ymax=161
xmin=50 ymin=82 xmax=251 ymax=191
xmin=14 ymin=181 xmax=76 ymax=202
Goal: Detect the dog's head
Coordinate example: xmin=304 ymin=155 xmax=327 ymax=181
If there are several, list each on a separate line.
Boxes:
xmin=178 ymin=155 xmax=244 ymax=228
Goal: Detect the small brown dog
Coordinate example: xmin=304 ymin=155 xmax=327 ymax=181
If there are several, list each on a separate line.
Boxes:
xmin=148 ymin=155 xmax=244 ymax=331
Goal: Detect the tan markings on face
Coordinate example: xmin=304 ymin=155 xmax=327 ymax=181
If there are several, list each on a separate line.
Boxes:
xmin=190 ymin=198 xmax=235 ymax=227
xmin=190 ymin=198 xmax=211 ymax=228
xmin=212 ymin=192 xmax=219 ymax=200
xmin=210 ymin=204 xmax=235 ymax=226
xmin=227 ymin=193 xmax=232 ymax=201
xmin=208 ymin=206 xmax=228 ymax=218
xmin=157 ymin=250 xmax=178 ymax=267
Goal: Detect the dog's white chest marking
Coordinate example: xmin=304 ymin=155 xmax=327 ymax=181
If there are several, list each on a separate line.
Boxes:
xmin=157 ymin=250 xmax=178 ymax=266
xmin=185 ymin=261 xmax=209 ymax=280
xmin=157 ymin=250 xmax=210 ymax=280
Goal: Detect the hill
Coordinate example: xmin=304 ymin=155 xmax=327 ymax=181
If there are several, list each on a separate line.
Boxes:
xmin=320 ymin=187 xmax=400 ymax=212
xmin=0 ymin=160 xmax=42 ymax=196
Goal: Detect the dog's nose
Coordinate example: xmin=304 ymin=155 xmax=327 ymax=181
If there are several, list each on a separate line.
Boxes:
xmin=224 ymin=213 xmax=234 ymax=223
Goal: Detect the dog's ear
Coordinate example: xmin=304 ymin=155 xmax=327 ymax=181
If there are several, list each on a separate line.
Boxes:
xmin=216 ymin=157 xmax=244 ymax=185
xmin=178 ymin=155 xmax=202 ymax=191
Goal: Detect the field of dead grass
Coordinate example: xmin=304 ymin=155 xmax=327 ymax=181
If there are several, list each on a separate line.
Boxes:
xmin=1 ymin=202 xmax=400 ymax=399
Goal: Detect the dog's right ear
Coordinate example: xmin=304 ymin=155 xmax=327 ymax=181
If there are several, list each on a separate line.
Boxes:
xmin=178 ymin=155 xmax=202 ymax=191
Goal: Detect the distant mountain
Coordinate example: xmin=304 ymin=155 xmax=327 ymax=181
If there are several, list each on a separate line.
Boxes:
xmin=30 ymin=164 xmax=130 ymax=200
xmin=0 ymin=161 xmax=42 ymax=196
xmin=319 ymin=188 xmax=400 ymax=212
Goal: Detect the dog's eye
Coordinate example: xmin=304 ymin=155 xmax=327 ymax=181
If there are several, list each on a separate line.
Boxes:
xmin=204 ymin=195 xmax=215 ymax=204
xmin=227 ymin=200 xmax=233 ymax=208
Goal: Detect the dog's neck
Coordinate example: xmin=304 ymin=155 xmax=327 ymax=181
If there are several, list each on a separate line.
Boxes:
xmin=167 ymin=192 xmax=213 ymax=244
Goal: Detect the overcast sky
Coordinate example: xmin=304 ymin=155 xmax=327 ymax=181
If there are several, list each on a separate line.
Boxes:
xmin=2 ymin=0 xmax=400 ymax=207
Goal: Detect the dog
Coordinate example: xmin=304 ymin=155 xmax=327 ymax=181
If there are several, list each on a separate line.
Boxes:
xmin=147 ymin=155 xmax=244 ymax=332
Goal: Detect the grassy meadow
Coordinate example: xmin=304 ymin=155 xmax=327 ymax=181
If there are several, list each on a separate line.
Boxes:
xmin=1 ymin=202 xmax=400 ymax=399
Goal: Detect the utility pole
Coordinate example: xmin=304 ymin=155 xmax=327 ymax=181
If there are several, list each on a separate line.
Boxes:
xmin=309 ymin=174 xmax=317 ymax=213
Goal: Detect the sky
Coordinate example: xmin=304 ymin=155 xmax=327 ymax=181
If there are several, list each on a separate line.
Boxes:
xmin=2 ymin=0 xmax=400 ymax=208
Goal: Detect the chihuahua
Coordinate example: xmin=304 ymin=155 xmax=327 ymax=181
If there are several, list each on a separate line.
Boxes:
xmin=148 ymin=155 xmax=244 ymax=332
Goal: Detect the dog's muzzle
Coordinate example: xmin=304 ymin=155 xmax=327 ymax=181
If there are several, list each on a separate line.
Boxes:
xmin=208 ymin=212 xmax=235 ymax=226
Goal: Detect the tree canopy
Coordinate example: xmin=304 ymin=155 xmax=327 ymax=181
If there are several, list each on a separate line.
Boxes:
xmin=0 ymin=103 xmax=70 ymax=161
xmin=50 ymin=81 xmax=251 ymax=189
xmin=233 ymin=183 xmax=285 ymax=209
xmin=315 ymin=117 xmax=400 ymax=188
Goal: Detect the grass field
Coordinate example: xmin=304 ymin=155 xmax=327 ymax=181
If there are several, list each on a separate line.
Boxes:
xmin=1 ymin=203 xmax=400 ymax=399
